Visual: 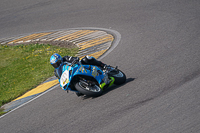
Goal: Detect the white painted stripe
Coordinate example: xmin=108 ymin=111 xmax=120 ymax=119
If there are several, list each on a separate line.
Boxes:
xmin=77 ymin=41 xmax=111 ymax=53
xmin=76 ymin=44 xmax=111 ymax=57
xmin=72 ymin=32 xmax=107 ymax=44
xmin=0 ymin=84 xmax=59 ymax=119
xmin=77 ymin=48 xmax=109 ymax=58
xmin=0 ymin=36 xmax=24 ymax=44
xmin=31 ymin=30 xmax=78 ymax=41
xmin=49 ymin=30 xmax=78 ymax=40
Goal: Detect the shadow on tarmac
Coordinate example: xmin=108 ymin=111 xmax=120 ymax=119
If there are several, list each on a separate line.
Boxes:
xmin=81 ymin=78 xmax=136 ymax=100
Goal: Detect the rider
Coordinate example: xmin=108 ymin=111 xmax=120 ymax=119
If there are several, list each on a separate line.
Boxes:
xmin=50 ymin=53 xmax=109 ymax=96
xmin=50 ymin=53 xmax=107 ymax=79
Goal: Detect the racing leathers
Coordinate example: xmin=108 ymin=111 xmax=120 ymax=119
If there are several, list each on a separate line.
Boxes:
xmin=54 ymin=55 xmax=106 ymax=79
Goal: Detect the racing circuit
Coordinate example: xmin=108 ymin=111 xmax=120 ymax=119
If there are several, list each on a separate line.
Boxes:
xmin=0 ymin=0 xmax=200 ymax=133
xmin=0 ymin=28 xmax=120 ymax=112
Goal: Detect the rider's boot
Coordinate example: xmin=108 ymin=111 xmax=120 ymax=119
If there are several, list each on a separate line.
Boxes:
xmin=76 ymin=92 xmax=84 ymax=97
xmin=81 ymin=55 xmax=106 ymax=68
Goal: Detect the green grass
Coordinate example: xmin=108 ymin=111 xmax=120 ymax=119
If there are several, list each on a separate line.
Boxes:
xmin=0 ymin=44 xmax=78 ymax=107
xmin=0 ymin=108 xmax=7 ymax=116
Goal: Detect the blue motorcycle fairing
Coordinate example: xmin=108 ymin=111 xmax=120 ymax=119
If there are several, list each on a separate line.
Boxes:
xmin=73 ymin=64 xmax=105 ymax=83
xmin=59 ymin=63 xmax=105 ymax=92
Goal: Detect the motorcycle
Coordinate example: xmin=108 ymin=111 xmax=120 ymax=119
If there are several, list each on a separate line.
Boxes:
xmin=58 ymin=60 xmax=126 ymax=97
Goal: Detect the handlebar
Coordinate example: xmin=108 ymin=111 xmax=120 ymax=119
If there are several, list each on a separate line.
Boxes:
xmin=71 ymin=60 xmax=80 ymax=66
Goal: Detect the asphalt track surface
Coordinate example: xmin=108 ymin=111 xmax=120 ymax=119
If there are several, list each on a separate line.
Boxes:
xmin=1 ymin=0 xmax=200 ymax=133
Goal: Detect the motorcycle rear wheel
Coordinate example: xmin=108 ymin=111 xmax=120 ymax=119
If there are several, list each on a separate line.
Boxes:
xmin=75 ymin=82 xmax=103 ymax=97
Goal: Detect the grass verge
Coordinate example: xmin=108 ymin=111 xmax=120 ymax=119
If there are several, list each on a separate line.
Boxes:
xmin=0 ymin=43 xmax=78 ymax=108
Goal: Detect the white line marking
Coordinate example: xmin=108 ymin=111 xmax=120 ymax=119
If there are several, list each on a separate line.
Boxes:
xmin=0 ymin=84 xmax=59 ymax=119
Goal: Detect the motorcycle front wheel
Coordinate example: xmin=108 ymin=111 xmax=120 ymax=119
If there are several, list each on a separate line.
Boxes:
xmin=75 ymin=82 xmax=103 ymax=97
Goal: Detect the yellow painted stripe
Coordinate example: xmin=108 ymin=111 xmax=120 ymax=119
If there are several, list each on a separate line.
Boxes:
xmin=54 ymin=30 xmax=96 ymax=41
xmin=79 ymin=49 xmax=108 ymax=59
xmin=63 ymin=30 xmax=97 ymax=41
xmin=89 ymin=49 xmax=108 ymax=59
xmin=8 ymin=34 xmax=37 ymax=44
xmin=13 ymin=80 xmax=59 ymax=101
xmin=78 ymin=34 xmax=113 ymax=46
xmin=54 ymin=30 xmax=82 ymax=41
xmin=8 ymin=32 xmax=52 ymax=44
xmin=79 ymin=35 xmax=113 ymax=50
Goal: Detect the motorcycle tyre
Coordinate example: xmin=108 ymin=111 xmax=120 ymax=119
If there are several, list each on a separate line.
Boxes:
xmin=75 ymin=82 xmax=103 ymax=97
xmin=109 ymin=69 xmax=126 ymax=85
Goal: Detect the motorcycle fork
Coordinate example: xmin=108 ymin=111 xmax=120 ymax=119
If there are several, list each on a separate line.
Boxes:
xmin=100 ymin=77 xmax=115 ymax=90
xmin=79 ymin=79 xmax=96 ymax=87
